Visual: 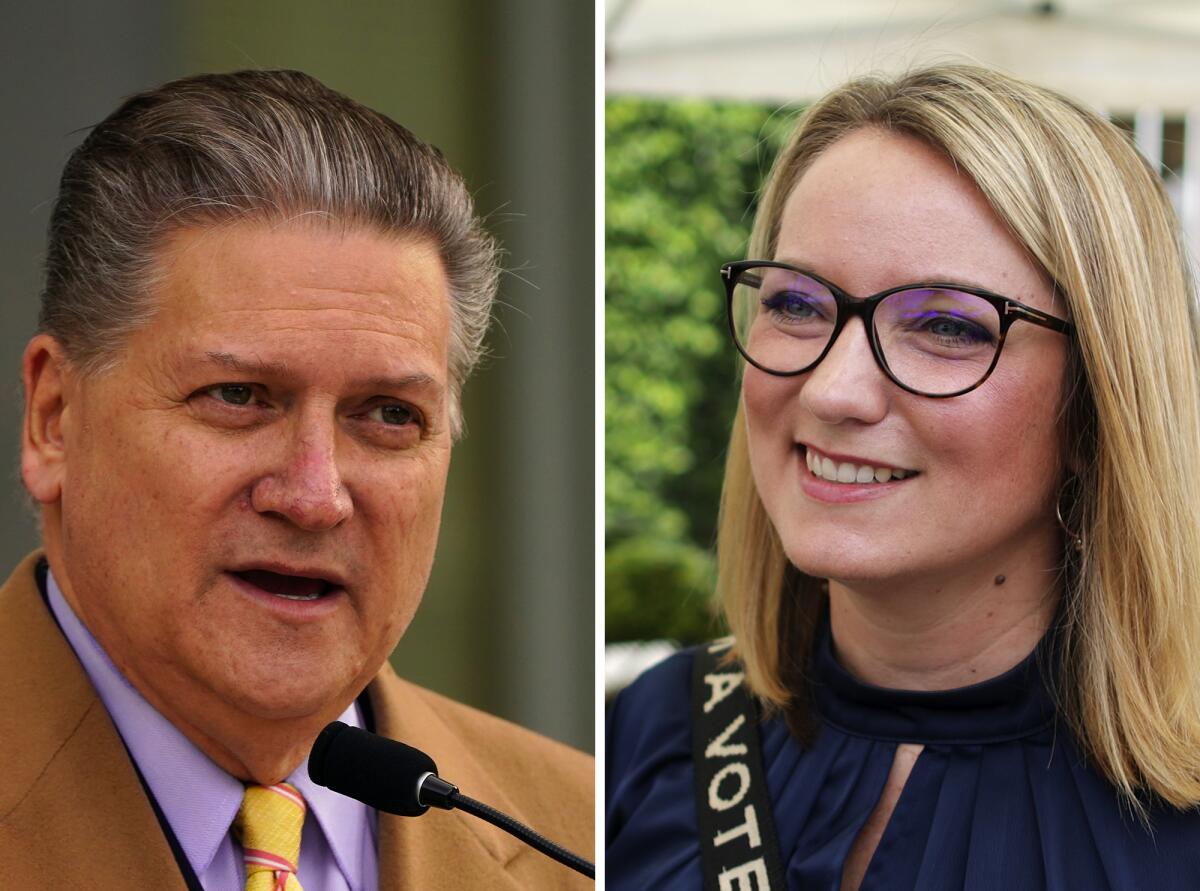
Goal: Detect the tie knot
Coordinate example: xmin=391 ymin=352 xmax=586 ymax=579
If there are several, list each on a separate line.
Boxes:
xmin=234 ymin=783 xmax=307 ymax=891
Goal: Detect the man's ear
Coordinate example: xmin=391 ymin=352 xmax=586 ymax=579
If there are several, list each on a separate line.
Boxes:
xmin=21 ymin=335 xmax=73 ymax=504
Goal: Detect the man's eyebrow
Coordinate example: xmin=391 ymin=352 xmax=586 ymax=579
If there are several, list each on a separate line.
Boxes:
xmin=204 ymin=351 xmax=293 ymax=376
xmin=359 ymin=373 xmax=442 ymax=392
xmin=203 ymin=351 xmax=441 ymax=391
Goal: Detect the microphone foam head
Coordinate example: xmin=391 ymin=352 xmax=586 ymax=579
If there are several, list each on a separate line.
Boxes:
xmin=308 ymin=721 xmax=438 ymax=817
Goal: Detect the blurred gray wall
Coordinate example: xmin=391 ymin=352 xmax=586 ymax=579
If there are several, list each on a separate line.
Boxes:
xmin=0 ymin=1 xmax=594 ymax=752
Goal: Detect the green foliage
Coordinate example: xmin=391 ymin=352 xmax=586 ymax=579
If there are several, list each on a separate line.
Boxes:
xmin=605 ymin=537 xmax=721 ymax=644
xmin=605 ymin=96 xmax=793 ymax=644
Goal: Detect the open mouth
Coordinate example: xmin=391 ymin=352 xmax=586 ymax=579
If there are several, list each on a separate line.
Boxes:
xmin=801 ymin=444 xmax=918 ymax=485
xmin=231 ymin=569 xmax=338 ymax=601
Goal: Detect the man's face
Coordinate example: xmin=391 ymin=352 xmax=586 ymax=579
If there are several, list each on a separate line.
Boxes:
xmin=48 ymin=221 xmax=452 ymax=735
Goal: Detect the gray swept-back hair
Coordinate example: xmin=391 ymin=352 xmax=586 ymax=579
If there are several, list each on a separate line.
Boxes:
xmin=39 ymin=68 xmax=499 ymax=438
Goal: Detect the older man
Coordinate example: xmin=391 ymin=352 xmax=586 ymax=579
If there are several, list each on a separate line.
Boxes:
xmin=0 ymin=70 xmax=592 ymax=889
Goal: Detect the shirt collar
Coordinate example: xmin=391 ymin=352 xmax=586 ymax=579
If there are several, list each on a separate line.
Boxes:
xmin=45 ymin=568 xmax=375 ymax=886
xmin=810 ymin=609 xmax=1059 ymax=744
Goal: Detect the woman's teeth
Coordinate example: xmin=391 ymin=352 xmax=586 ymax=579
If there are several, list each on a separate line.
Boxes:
xmin=804 ymin=448 xmax=912 ymax=484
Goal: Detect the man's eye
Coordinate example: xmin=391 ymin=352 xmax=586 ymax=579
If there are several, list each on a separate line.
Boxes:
xmin=368 ymin=404 xmax=417 ymax=426
xmin=207 ymin=384 xmax=255 ymax=406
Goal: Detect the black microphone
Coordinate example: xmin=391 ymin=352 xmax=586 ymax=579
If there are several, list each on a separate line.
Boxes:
xmin=308 ymin=721 xmax=595 ymax=880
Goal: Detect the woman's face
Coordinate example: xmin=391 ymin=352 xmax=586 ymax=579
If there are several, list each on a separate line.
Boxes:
xmin=743 ymin=128 xmax=1069 ymax=587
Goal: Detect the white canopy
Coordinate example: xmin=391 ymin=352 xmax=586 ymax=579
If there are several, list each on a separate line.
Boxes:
xmin=606 ymin=0 xmax=1200 ymax=114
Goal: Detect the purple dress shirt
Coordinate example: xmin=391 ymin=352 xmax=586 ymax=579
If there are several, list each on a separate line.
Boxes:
xmin=46 ymin=569 xmax=379 ymax=891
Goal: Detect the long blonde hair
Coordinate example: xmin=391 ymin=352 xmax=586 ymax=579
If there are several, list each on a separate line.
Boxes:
xmin=718 ymin=64 xmax=1200 ymax=809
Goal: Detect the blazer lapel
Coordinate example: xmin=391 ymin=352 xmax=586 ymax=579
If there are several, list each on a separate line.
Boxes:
xmin=0 ymin=552 xmax=187 ymax=889
xmin=369 ymin=663 xmax=531 ymax=891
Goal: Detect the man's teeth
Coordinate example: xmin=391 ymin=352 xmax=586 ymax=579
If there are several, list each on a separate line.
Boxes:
xmin=805 ymin=448 xmax=912 ymax=484
xmin=274 ymin=591 xmax=323 ymax=601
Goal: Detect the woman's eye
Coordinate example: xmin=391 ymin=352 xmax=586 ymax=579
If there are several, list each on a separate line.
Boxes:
xmin=926 ymin=316 xmax=992 ymax=343
xmin=763 ymin=290 xmax=827 ymax=323
xmin=763 ymin=291 xmax=811 ymax=317
xmin=207 ymin=384 xmax=256 ymax=406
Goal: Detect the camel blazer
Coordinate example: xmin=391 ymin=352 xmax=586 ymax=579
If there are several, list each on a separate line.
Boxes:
xmin=0 ymin=553 xmax=594 ymax=889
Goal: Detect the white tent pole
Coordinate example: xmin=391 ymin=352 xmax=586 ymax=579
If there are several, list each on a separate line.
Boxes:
xmin=1184 ymin=109 xmax=1200 ymax=265
xmin=1135 ymin=106 xmax=1164 ymax=172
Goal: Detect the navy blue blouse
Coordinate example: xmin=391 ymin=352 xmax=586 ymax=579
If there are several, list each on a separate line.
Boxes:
xmin=606 ymin=623 xmax=1200 ymax=889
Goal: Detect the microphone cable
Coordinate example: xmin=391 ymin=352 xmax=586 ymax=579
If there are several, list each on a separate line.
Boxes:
xmin=450 ymin=791 xmax=593 ymax=877
xmin=309 ymin=721 xmax=595 ymax=880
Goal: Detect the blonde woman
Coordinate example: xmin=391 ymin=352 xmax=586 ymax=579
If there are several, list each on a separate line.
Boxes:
xmin=607 ymin=65 xmax=1200 ymax=890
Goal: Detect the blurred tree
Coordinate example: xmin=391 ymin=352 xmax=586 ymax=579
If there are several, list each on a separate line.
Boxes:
xmin=605 ymin=97 xmax=793 ymax=644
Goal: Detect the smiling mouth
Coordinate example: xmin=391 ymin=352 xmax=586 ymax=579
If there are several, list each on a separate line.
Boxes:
xmin=802 ymin=445 xmax=918 ymax=485
xmin=232 ymin=570 xmax=337 ymax=601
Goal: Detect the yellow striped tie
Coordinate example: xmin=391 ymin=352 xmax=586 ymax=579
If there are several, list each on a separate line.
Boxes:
xmin=233 ymin=783 xmax=307 ymax=891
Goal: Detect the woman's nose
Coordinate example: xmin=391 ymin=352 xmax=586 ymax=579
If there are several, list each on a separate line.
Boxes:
xmin=797 ymin=319 xmax=890 ymax=425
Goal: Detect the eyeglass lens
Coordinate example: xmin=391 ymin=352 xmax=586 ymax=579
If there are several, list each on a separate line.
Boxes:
xmin=730 ymin=266 xmax=1001 ymax=396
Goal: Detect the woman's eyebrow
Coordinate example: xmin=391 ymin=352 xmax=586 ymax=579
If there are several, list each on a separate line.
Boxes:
xmin=770 ymin=257 xmax=1000 ymax=294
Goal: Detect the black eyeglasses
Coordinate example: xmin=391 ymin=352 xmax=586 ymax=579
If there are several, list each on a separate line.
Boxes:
xmin=721 ymin=260 xmax=1074 ymax=397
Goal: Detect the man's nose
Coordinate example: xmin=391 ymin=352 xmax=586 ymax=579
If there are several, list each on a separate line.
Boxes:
xmin=797 ymin=318 xmax=890 ymax=424
xmin=250 ymin=419 xmax=353 ymax=531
